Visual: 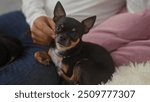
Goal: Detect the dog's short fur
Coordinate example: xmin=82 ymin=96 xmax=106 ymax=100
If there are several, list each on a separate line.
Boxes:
xmin=0 ymin=36 xmax=23 ymax=67
xmin=35 ymin=1 xmax=115 ymax=85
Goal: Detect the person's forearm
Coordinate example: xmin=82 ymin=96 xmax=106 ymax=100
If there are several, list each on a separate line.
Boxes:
xmin=22 ymin=0 xmax=47 ymax=27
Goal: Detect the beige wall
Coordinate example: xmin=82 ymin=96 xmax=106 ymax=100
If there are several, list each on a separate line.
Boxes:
xmin=0 ymin=0 xmax=21 ymax=14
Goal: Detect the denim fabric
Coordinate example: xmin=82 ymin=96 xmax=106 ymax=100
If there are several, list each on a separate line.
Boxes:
xmin=0 ymin=11 xmax=59 ymax=84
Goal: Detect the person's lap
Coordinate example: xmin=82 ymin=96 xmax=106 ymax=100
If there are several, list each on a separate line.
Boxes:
xmin=0 ymin=11 xmax=59 ymax=84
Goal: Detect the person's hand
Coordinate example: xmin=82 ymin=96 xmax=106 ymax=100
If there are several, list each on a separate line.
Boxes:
xmin=31 ymin=16 xmax=55 ymax=46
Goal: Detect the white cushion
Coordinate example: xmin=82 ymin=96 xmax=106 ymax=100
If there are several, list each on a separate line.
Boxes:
xmin=127 ymin=0 xmax=150 ymax=13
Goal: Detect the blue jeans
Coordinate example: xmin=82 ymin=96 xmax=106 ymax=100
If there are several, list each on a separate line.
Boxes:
xmin=0 ymin=11 xmax=59 ymax=84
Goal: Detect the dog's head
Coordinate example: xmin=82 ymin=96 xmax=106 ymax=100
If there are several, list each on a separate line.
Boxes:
xmin=53 ymin=1 xmax=96 ymax=51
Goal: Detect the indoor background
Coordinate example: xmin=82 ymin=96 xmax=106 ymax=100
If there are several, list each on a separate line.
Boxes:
xmin=0 ymin=0 xmax=21 ymax=15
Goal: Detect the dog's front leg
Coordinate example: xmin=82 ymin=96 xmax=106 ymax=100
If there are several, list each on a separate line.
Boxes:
xmin=57 ymin=68 xmax=71 ymax=81
xmin=34 ymin=51 xmax=51 ymax=65
xmin=58 ymin=65 xmax=80 ymax=84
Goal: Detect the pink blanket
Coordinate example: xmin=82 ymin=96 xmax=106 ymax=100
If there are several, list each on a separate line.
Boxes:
xmin=83 ymin=9 xmax=150 ymax=66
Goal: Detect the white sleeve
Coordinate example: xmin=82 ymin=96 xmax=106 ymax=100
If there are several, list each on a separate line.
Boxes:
xmin=22 ymin=0 xmax=48 ymax=27
xmin=127 ymin=0 xmax=150 ymax=13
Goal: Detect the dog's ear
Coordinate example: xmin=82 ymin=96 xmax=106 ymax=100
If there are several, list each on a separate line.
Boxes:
xmin=53 ymin=1 xmax=66 ymax=22
xmin=81 ymin=16 xmax=96 ymax=34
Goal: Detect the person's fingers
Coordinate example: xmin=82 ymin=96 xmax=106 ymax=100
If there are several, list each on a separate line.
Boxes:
xmin=47 ymin=18 xmax=56 ymax=38
xmin=34 ymin=20 xmax=55 ymax=37
xmin=32 ymin=25 xmax=51 ymax=41
xmin=47 ymin=18 xmax=55 ymax=31
xmin=31 ymin=32 xmax=43 ymax=43
xmin=31 ymin=26 xmax=52 ymax=46
xmin=31 ymin=16 xmax=56 ymax=45
xmin=41 ymin=25 xmax=55 ymax=37
xmin=32 ymin=33 xmax=51 ymax=46
xmin=33 ymin=39 xmax=47 ymax=46
xmin=34 ymin=20 xmax=47 ymax=31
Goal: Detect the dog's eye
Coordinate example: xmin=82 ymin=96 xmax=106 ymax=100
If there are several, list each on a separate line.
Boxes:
xmin=56 ymin=26 xmax=62 ymax=33
xmin=56 ymin=25 xmax=64 ymax=33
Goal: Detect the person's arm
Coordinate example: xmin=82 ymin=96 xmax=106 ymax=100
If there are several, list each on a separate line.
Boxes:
xmin=22 ymin=0 xmax=47 ymax=26
xmin=22 ymin=0 xmax=55 ymax=46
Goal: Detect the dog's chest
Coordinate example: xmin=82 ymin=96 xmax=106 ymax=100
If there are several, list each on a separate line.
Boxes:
xmin=48 ymin=48 xmax=63 ymax=68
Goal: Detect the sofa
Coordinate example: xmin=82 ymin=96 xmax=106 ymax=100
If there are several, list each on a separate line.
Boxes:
xmin=83 ymin=8 xmax=150 ymax=84
xmin=1 ymin=0 xmax=150 ymax=85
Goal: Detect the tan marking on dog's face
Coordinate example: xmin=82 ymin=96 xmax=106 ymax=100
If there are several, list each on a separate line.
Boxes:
xmin=72 ymin=28 xmax=76 ymax=32
xmin=56 ymin=38 xmax=80 ymax=52
xmin=61 ymin=24 xmax=64 ymax=29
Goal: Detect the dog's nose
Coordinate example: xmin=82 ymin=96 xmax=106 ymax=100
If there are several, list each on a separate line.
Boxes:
xmin=59 ymin=36 xmax=66 ymax=41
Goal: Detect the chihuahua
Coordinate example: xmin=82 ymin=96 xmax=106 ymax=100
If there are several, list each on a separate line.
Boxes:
xmin=34 ymin=1 xmax=115 ymax=85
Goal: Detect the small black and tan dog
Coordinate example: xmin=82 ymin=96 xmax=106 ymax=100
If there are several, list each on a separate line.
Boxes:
xmin=35 ymin=1 xmax=115 ymax=85
xmin=0 ymin=36 xmax=23 ymax=67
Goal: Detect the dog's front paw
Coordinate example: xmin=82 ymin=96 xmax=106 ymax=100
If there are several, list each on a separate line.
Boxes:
xmin=34 ymin=51 xmax=51 ymax=65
